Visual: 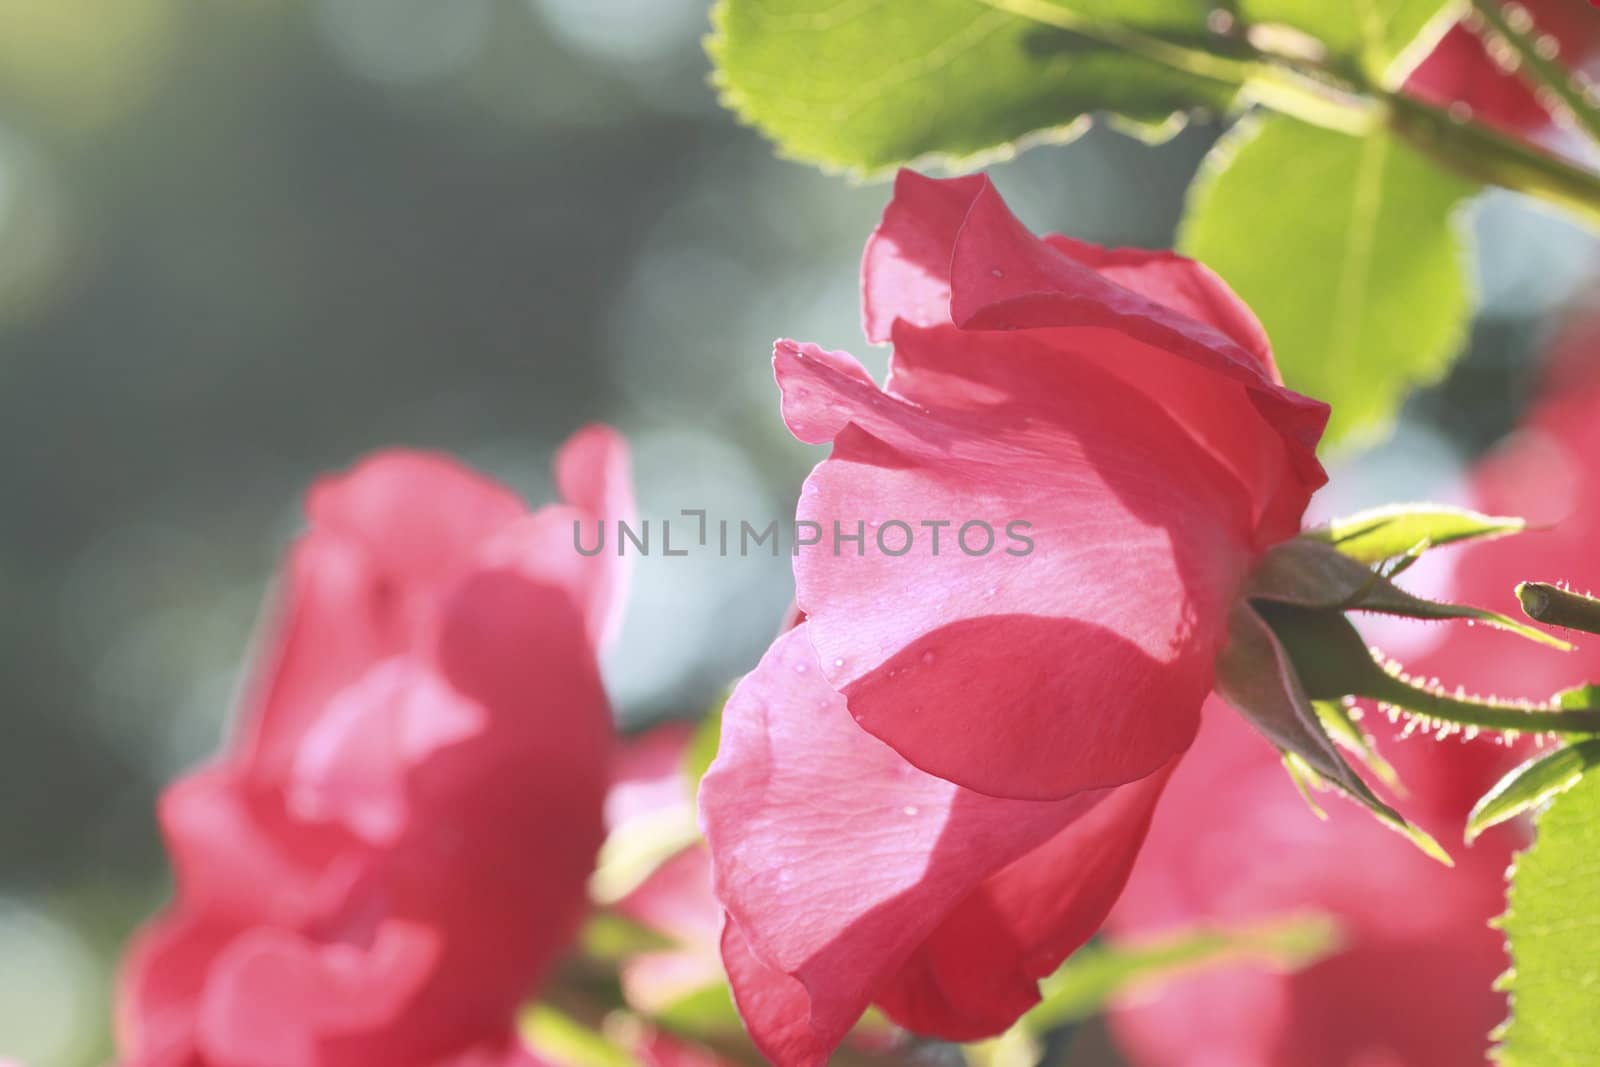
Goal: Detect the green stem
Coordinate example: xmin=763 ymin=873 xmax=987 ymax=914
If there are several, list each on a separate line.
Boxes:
xmin=1518 ymin=582 xmax=1600 ymax=636
xmin=1386 ymin=89 xmax=1600 ymax=228
xmin=970 ymin=0 xmax=1600 ymax=225
xmin=1365 ymin=668 xmax=1600 ymax=736
xmin=1467 ymin=0 xmax=1600 ymax=144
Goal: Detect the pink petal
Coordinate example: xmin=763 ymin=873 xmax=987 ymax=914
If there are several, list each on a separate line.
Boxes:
xmin=1038 ymin=235 xmax=1275 ymax=375
xmin=945 ymin=179 xmax=1326 ymax=537
xmin=157 ymin=768 xmax=353 ymax=927
xmin=552 ymin=423 xmax=635 ymax=646
xmin=288 ymin=657 xmax=486 ymax=845
xmin=719 ymin=919 xmax=834 ymax=1067
xmin=606 ymin=722 xmax=697 ymax=832
xmin=875 ymin=754 xmax=1175 ymax=1039
xmin=701 ymin=627 xmax=1127 ymax=1062
xmin=196 ymin=922 xmax=439 ymax=1067
xmin=236 ymin=533 xmax=396 ymax=789
xmin=777 ymin=340 xmax=1244 ymax=798
xmin=859 ymin=171 xmax=1326 ymax=542
xmin=861 ymin=170 xmax=988 ymax=343
xmin=305 ymin=451 xmax=526 ymax=591
xmin=117 ymin=913 xmax=236 ymax=1065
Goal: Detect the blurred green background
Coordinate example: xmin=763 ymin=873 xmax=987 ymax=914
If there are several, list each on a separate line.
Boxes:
xmin=0 ymin=1 xmax=1595 ymax=1064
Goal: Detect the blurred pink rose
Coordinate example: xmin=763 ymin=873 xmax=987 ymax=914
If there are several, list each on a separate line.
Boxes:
xmin=118 ymin=427 xmax=632 ymax=1067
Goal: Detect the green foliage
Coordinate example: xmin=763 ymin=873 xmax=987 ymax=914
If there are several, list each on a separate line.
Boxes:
xmin=684 ymin=701 xmax=724 ymax=789
xmin=708 ymin=0 xmax=1239 ymax=176
xmin=1497 ymin=768 xmax=1600 ymax=1065
xmin=589 ymin=795 xmax=700 ymax=906
xmin=1468 ymin=740 xmax=1600 ymax=843
xmin=580 ymin=913 xmax=678 ymax=961
xmin=1556 ymin=684 xmax=1600 ymax=712
xmin=1235 ymin=0 xmax=1453 ymax=83
xmin=1305 ymin=504 xmax=1526 ymax=566
xmin=1180 ymin=116 xmax=1476 ymax=448
xmin=653 ymin=984 xmax=744 ymax=1035
xmin=520 ymin=1005 xmax=638 ymax=1067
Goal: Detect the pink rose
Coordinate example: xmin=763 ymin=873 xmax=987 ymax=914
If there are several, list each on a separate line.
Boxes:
xmin=700 ymin=171 xmax=1330 ymax=1064
xmin=117 ymin=428 xmax=632 ymax=1067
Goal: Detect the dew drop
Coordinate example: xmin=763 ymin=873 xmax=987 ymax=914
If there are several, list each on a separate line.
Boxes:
xmin=902 ymin=805 xmax=920 ymax=816
xmin=990 ymin=268 xmax=1004 ymax=279
xmin=793 ymin=662 xmax=809 ymax=674
xmin=832 ymin=657 xmax=845 ymax=668
xmin=1206 ymin=8 xmax=1235 ymax=34
xmin=920 ymin=651 xmax=937 ymax=665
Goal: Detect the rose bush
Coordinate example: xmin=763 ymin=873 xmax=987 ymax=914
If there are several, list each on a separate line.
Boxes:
xmin=700 ymin=170 xmax=1343 ymax=1064
xmin=117 ymin=428 xmax=632 ymax=1067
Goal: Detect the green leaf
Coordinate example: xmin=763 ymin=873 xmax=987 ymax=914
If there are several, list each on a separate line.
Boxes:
xmin=963 ymin=1025 xmax=1044 ymax=1067
xmin=1236 ymin=0 xmax=1455 ymax=84
xmin=579 ymin=912 xmax=679 ymax=961
xmin=590 ymin=800 xmax=700 ymax=906
xmin=1021 ymin=916 xmax=1341 ymax=1032
xmin=683 ymin=700 xmax=724 ymax=789
xmin=652 ymin=984 xmax=744 ymax=1035
xmin=1556 ymin=683 xmax=1600 ymax=712
xmin=1467 ymin=739 xmax=1600 ymax=843
xmin=1315 ymin=697 xmax=1401 ymax=788
xmin=1497 ymin=767 xmax=1600 ymax=1065
xmin=1214 ymin=601 xmax=1449 ymax=863
xmin=1248 ymin=537 xmax=1570 ymax=650
xmin=1305 ymin=503 xmax=1526 ymax=566
xmin=709 ymin=0 xmax=1241 ymax=176
xmin=1180 ymin=115 xmax=1477 ymax=449
xmin=520 ymin=1005 xmax=638 ymax=1067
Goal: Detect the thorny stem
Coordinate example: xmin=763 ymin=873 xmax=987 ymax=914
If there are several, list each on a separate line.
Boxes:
xmin=1467 ymin=0 xmax=1600 ymax=145
xmin=1365 ymin=662 xmax=1600 ymax=736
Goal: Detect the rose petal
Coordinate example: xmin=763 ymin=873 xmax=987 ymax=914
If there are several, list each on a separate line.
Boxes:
xmin=306 ymin=452 xmax=526 ymax=589
xmin=861 ymin=170 xmax=989 ymax=343
xmin=875 ymin=754 xmax=1175 ymax=1039
xmin=117 ymin=913 xmax=237 ymax=1065
xmin=196 ymin=922 xmax=439 ymax=1067
xmin=944 ymin=179 xmax=1326 ymax=537
xmin=701 ymin=627 xmax=1120 ymax=1060
xmin=552 ymin=423 xmax=635 ymax=646
xmin=777 ymin=340 xmax=1243 ymax=798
